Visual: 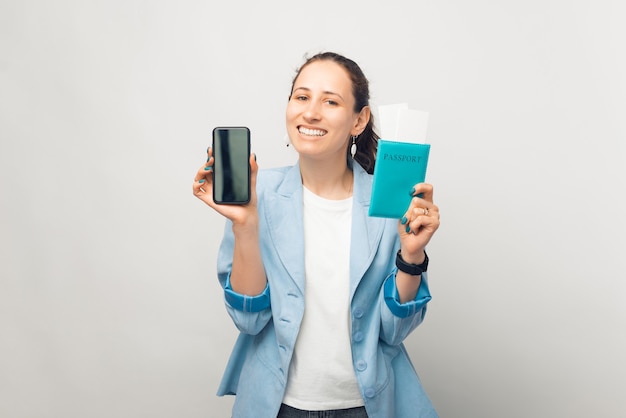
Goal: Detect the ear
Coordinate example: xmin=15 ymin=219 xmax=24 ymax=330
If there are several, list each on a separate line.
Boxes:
xmin=352 ymin=106 xmax=371 ymax=136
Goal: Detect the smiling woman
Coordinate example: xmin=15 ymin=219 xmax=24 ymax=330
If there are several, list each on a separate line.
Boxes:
xmin=286 ymin=59 xmax=370 ymax=199
xmin=193 ymin=52 xmax=441 ymax=418
xmin=287 ymin=53 xmax=379 ymax=177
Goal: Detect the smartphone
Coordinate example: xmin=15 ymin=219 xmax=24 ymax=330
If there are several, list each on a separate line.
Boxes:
xmin=212 ymin=126 xmax=251 ymax=205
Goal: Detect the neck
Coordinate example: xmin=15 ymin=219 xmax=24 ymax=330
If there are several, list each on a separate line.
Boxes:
xmin=299 ymin=156 xmax=354 ymax=200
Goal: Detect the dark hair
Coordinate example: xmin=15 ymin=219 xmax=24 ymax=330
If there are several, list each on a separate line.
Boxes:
xmin=290 ymin=52 xmax=379 ymax=174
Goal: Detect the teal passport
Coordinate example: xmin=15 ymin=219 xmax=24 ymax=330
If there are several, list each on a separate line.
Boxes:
xmin=368 ymin=140 xmax=431 ymax=219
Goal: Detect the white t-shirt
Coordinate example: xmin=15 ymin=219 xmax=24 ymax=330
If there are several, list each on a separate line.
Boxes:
xmin=282 ymin=186 xmax=364 ymax=410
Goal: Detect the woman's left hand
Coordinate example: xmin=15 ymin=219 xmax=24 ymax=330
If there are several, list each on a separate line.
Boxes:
xmin=397 ymin=183 xmax=440 ymax=264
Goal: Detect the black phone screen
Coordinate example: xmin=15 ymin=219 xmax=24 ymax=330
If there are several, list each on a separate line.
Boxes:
xmin=212 ymin=127 xmax=251 ymax=204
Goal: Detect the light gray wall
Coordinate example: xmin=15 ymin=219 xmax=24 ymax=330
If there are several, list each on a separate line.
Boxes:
xmin=1 ymin=1 xmax=624 ymax=417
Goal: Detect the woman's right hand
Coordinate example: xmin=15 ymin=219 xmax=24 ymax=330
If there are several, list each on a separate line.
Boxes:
xmin=192 ymin=147 xmax=259 ymax=225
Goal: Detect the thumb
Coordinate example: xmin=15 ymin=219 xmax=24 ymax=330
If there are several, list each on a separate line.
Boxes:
xmin=249 ymin=153 xmax=259 ymax=188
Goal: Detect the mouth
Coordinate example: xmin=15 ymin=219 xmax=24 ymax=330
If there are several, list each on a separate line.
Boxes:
xmin=298 ymin=126 xmax=327 ymax=137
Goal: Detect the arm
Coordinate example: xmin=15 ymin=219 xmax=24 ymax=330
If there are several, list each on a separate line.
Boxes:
xmin=230 ymin=214 xmax=266 ymax=295
xmin=217 ymin=221 xmax=271 ymax=334
xmin=379 ymin=183 xmax=440 ymax=345
xmin=194 ymin=148 xmax=267 ymax=295
xmin=194 ymin=150 xmax=271 ymax=334
xmin=395 ymin=183 xmax=440 ymax=303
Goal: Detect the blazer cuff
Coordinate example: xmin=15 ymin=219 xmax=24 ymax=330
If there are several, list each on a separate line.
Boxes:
xmin=224 ymin=273 xmax=271 ymax=312
xmin=383 ymin=270 xmax=432 ymax=318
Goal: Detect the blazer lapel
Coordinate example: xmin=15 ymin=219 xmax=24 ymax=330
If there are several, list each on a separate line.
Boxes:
xmin=265 ymin=163 xmax=306 ymax=294
xmin=349 ymin=163 xmax=386 ymax=299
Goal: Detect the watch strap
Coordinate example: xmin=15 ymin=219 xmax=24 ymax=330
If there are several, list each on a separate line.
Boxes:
xmin=395 ymin=250 xmax=429 ymax=276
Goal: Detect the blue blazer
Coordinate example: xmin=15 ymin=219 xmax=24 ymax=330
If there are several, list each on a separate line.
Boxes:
xmin=216 ymin=162 xmax=438 ymax=418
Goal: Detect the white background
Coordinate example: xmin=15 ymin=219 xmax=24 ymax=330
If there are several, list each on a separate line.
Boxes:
xmin=1 ymin=1 xmax=625 ymax=417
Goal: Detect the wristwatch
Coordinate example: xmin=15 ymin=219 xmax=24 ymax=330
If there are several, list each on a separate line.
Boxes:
xmin=395 ymin=250 xmax=429 ymax=276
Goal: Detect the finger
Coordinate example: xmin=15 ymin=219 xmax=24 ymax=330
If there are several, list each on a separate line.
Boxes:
xmin=203 ymin=147 xmax=214 ymax=172
xmin=193 ymin=175 xmax=217 ymax=206
xmin=192 ymin=178 xmax=206 ymax=194
xmin=193 ymin=167 xmax=210 ymax=189
xmin=404 ymin=204 xmax=440 ymax=233
xmin=248 ymin=153 xmax=259 ymax=200
xmin=411 ymin=207 xmax=440 ymax=232
xmin=411 ymin=203 xmax=440 ymax=220
xmin=193 ymin=161 xmax=214 ymax=196
xmin=249 ymin=153 xmax=258 ymax=181
xmin=406 ymin=211 xmax=425 ymax=234
xmin=192 ymin=176 xmax=205 ymax=196
xmin=401 ymin=197 xmax=432 ymax=225
xmin=194 ymin=163 xmax=213 ymax=182
xmin=193 ymin=148 xmax=217 ymax=203
xmin=404 ymin=213 xmax=426 ymax=235
xmin=194 ymin=146 xmax=214 ymax=180
xmin=410 ymin=183 xmax=434 ymax=203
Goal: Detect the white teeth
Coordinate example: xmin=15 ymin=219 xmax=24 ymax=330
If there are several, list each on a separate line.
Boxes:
xmin=299 ymin=127 xmax=326 ymax=136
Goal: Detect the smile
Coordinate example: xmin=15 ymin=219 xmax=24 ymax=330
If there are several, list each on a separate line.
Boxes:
xmin=298 ymin=127 xmax=327 ymax=137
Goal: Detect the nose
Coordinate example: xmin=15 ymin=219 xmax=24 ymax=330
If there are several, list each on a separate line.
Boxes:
xmin=303 ymin=100 xmax=321 ymax=121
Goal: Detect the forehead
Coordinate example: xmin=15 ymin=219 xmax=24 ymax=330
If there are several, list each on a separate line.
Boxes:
xmin=293 ymin=60 xmax=353 ymax=93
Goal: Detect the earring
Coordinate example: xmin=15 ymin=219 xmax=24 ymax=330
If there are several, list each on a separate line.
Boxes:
xmin=284 ymin=133 xmax=290 ymax=148
xmin=350 ymin=135 xmax=358 ymax=159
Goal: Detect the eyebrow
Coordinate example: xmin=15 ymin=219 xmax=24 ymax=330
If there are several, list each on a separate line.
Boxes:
xmin=293 ymin=87 xmax=344 ymax=101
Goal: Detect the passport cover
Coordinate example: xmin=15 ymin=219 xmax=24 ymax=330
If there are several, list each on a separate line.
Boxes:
xmin=368 ymin=140 xmax=431 ymax=219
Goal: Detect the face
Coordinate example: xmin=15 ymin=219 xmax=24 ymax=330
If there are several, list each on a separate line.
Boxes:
xmin=286 ymin=60 xmax=369 ymax=163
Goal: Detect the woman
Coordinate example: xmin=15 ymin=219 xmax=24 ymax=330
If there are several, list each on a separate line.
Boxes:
xmin=193 ymin=52 xmax=440 ymax=418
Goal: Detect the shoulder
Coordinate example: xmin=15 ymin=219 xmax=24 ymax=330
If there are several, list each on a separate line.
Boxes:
xmin=257 ymin=166 xmax=292 ymax=185
xmin=255 ymin=164 xmax=300 ymax=196
xmin=352 ymin=161 xmax=374 ymax=205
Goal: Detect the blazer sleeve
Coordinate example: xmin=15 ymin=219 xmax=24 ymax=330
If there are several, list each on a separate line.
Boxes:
xmin=379 ymin=269 xmax=432 ymax=346
xmin=217 ymin=220 xmax=272 ymax=335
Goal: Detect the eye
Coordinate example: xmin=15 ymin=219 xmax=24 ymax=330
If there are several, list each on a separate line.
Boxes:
xmin=325 ymin=99 xmax=338 ymax=106
xmin=295 ymin=95 xmax=308 ymax=101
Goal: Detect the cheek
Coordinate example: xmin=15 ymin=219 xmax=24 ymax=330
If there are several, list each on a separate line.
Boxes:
xmin=285 ymin=103 xmax=298 ymax=122
xmin=328 ymin=114 xmax=354 ymax=132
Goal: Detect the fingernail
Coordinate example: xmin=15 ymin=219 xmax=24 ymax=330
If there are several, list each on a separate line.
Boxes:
xmin=401 ymin=216 xmax=408 ymax=225
xmin=204 ymin=166 xmax=212 ymax=171
xmin=206 ymin=155 xmax=211 ymax=162
xmin=409 ymin=187 xmax=415 ymax=196
xmin=198 ymin=179 xmax=205 ymax=184
xmin=253 ymin=153 xmax=257 ymax=161
xmin=405 ymin=225 xmax=411 ymax=233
